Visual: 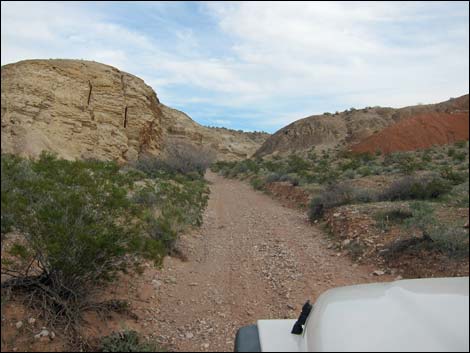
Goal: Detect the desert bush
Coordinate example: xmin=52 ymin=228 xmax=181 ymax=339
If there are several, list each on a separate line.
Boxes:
xmin=439 ymin=166 xmax=467 ymax=185
xmin=266 ymin=172 xmax=282 ymax=183
xmin=1 ymin=153 xmax=162 ymax=330
xmin=442 ymin=181 xmax=469 ymax=207
xmin=401 ymin=202 xmax=469 ymax=259
xmin=164 ymin=143 xmax=215 ymax=176
xmin=286 ymin=154 xmax=310 ymax=173
xmin=374 ymin=208 xmax=413 ymax=232
xmin=138 ymin=143 xmax=215 ymax=177
xmin=379 ymin=175 xmax=451 ymax=201
xmin=250 ymin=177 xmax=266 ymax=190
xmin=98 ymin=330 xmax=160 ymax=352
xmin=421 ymin=150 xmax=432 ymax=163
xmin=210 ymin=161 xmax=235 ymax=173
xmin=1 ymin=152 xmax=209 ymax=336
xmin=134 ymin=157 xmax=168 ymax=178
xmin=262 ymin=159 xmax=287 ymax=174
xmin=428 ymin=226 xmax=469 ymax=259
xmin=339 ymin=158 xmax=361 ymax=171
xmin=308 ymin=184 xmax=353 ymax=221
xmin=357 ymin=152 xmax=375 ymax=163
xmin=454 ymin=140 xmax=468 ymax=149
xmin=452 ymin=151 xmax=467 ymax=162
xmin=357 ymin=166 xmax=373 ymax=177
xmin=352 ymin=188 xmax=379 ymax=203
xmin=344 ymin=240 xmax=366 ymax=261
xmin=342 ymin=169 xmax=356 ymax=179
xmin=398 ymin=155 xmax=420 ymax=174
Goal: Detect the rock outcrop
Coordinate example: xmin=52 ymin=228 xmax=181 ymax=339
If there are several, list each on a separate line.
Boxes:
xmin=254 ymin=95 xmax=469 ymax=158
xmin=160 ymin=104 xmax=269 ymax=161
xmin=1 ymin=59 xmax=163 ymax=162
xmin=1 ymin=59 xmax=269 ymax=162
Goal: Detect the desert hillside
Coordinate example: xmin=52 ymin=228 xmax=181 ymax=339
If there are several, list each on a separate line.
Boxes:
xmin=1 ymin=59 xmax=268 ymax=162
xmin=351 ymin=111 xmax=469 ymax=154
xmin=255 ymin=95 xmax=469 ymax=158
xmin=161 ymin=104 xmax=269 ymax=161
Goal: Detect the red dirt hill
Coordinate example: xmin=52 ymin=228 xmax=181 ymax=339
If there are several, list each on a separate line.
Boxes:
xmin=351 ymin=112 xmax=469 ymax=154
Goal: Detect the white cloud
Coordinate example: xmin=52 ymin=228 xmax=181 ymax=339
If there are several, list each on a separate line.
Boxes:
xmin=1 ymin=1 xmax=468 ymax=131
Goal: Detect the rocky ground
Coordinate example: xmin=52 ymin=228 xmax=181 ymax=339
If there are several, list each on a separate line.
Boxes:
xmin=1 ymin=171 xmax=395 ymax=352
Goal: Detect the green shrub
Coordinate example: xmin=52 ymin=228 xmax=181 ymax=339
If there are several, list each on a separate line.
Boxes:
xmin=286 ymin=155 xmax=310 ymax=173
xmin=380 ymin=175 xmax=451 ymax=201
xmin=250 ymin=177 xmax=266 ymax=190
xmin=344 ymin=240 xmax=366 ymax=260
xmin=398 ymin=155 xmax=420 ymax=174
xmin=442 ymin=181 xmax=469 ymax=207
xmin=1 ymin=152 xmax=209 ymax=331
xmin=374 ymin=209 xmax=413 ymax=232
xmin=440 ymin=166 xmax=467 ymax=185
xmin=428 ymin=227 xmax=469 ymax=259
xmin=352 ymin=188 xmax=379 ymax=203
xmin=1 ymin=153 xmax=164 ymax=327
xmin=357 ymin=152 xmax=375 ymax=163
xmin=403 ymin=202 xmax=469 ymax=259
xmin=99 ymin=330 xmax=161 ymax=352
xmin=454 ymin=140 xmax=467 ymax=149
xmin=308 ymin=184 xmax=353 ymax=221
xmin=357 ymin=166 xmax=372 ymax=177
xmin=342 ymin=169 xmax=356 ymax=179
xmin=452 ymin=151 xmax=467 ymax=162
xmin=266 ymin=172 xmax=282 ymax=183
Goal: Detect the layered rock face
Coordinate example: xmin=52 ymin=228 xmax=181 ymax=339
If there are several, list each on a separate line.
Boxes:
xmin=254 ymin=95 xmax=469 ymax=158
xmin=160 ymin=104 xmax=269 ymax=161
xmin=1 ymin=59 xmax=163 ymax=162
xmin=1 ymin=59 xmax=269 ymax=162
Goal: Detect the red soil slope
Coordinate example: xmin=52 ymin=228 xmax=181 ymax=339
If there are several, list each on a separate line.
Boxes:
xmin=351 ymin=112 xmax=469 ymax=154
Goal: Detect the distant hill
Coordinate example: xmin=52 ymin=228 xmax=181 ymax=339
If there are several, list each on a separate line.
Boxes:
xmin=254 ymin=94 xmax=469 ymax=158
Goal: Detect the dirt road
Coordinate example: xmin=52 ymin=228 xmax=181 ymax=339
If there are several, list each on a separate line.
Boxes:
xmin=119 ymin=172 xmax=392 ymax=352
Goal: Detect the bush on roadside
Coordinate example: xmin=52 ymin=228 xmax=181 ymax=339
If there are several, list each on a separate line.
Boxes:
xmin=308 ymin=184 xmax=354 ymax=221
xmin=379 ymin=175 xmax=451 ymax=201
xmin=250 ymin=176 xmax=266 ymax=190
xmin=137 ymin=143 xmax=215 ymax=177
xmin=1 ymin=152 xmax=163 ymax=328
xmin=98 ymin=330 xmax=161 ymax=352
xmin=1 ymin=152 xmax=209 ymax=336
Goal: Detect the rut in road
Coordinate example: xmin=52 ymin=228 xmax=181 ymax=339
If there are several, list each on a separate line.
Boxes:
xmin=133 ymin=171 xmax=391 ymax=352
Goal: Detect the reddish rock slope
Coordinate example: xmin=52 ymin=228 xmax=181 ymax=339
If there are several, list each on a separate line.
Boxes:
xmin=351 ymin=112 xmax=469 ymax=154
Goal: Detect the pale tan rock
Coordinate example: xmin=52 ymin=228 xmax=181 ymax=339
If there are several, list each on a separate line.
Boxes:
xmin=160 ymin=104 xmax=269 ymax=161
xmin=1 ymin=59 xmax=268 ymax=163
xmin=1 ymin=59 xmax=163 ymax=162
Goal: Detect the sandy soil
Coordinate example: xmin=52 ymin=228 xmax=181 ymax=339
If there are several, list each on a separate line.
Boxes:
xmin=1 ymin=171 xmax=394 ymax=352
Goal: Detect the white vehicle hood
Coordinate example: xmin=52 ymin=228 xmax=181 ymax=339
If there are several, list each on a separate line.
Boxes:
xmin=258 ymin=277 xmax=469 ymax=352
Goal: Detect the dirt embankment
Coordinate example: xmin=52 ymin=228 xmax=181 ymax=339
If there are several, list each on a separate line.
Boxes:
xmin=351 ymin=112 xmax=469 ymax=154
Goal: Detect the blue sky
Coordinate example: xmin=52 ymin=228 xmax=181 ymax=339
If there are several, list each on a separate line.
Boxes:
xmin=1 ymin=1 xmax=469 ymax=133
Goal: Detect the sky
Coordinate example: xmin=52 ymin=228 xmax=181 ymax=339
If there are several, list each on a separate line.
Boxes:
xmin=1 ymin=1 xmax=469 ymax=133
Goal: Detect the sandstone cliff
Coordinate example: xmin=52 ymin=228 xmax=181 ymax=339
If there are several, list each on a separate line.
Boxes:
xmin=1 ymin=59 xmax=269 ymax=162
xmin=1 ymin=59 xmax=163 ymax=162
xmin=254 ymin=95 xmax=469 ymax=158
